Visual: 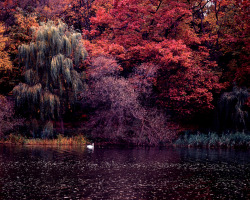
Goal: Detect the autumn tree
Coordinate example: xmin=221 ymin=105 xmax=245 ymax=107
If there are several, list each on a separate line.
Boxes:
xmin=0 ymin=0 xmax=40 ymax=28
xmin=8 ymin=8 xmax=39 ymax=57
xmin=0 ymin=23 xmax=12 ymax=72
xmin=188 ymin=1 xmax=250 ymax=124
xmin=0 ymin=0 xmax=19 ymax=27
xmin=63 ymin=0 xmax=96 ymax=31
xmin=35 ymin=0 xmax=71 ymax=21
xmin=83 ymin=0 xmax=223 ymax=120
xmin=0 ymin=8 xmax=39 ymax=94
xmin=215 ymin=0 xmax=250 ymax=88
xmin=156 ymin=39 xmax=222 ymax=119
xmin=13 ymin=20 xmax=87 ymax=137
xmin=189 ymin=0 xmax=250 ymax=88
xmin=0 ymin=23 xmax=13 ymax=94
xmin=82 ymin=56 xmax=175 ymax=145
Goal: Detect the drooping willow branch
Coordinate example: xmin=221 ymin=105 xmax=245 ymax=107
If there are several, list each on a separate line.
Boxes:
xmin=13 ymin=20 xmax=87 ymax=121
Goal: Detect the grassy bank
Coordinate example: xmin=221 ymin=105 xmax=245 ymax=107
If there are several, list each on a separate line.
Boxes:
xmin=174 ymin=132 xmax=250 ymax=149
xmin=1 ymin=132 xmax=250 ymax=149
xmin=0 ymin=134 xmax=87 ymax=146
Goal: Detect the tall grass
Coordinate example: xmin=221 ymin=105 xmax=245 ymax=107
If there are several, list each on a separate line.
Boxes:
xmin=174 ymin=132 xmax=250 ymax=148
xmin=0 ymin=134 xmax=87 ymax=146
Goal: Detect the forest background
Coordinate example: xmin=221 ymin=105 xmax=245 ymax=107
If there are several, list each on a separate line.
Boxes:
xmin=0 ymin=0 xmax=249 ymax=146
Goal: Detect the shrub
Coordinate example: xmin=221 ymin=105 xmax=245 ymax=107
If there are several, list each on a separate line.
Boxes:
xmin=0 ymin=95 xmax=24 ymax=137
xmin=82 ymin=57 xmax=176 ymax=145
xmin=8 ymin=134 xmax=25 ymax=144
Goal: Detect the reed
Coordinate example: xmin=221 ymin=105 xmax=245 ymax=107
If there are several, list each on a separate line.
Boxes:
xmin=26 ymin=135 xmax=87 ymax=146
xmin=175 ymin=132 xmax=250 ymax=148
xmin=0 ymin=134 xmax=87 ymax=146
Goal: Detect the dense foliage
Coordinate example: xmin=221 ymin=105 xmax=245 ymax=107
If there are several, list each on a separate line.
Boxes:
xmin=13 ymin=21 xmax=87 ymax=137
xmin=0 ymin=0 xmax=249 ymax=144
xmin=0 ymin=95 xmax=23 ymax=136
xmin=0 ymin=23 xmax=13 ymax=92
xmin=82 ymin=56 xmax=175 ymax=145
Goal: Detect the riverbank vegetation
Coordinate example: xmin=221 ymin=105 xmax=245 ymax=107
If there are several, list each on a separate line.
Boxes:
xmin=0 ymin=0 xmax=249 ymax=147
xmin=0 ymin=134 xmax=86 ymax=146
xmin=175 ymin=132 xmax=250 ymax=149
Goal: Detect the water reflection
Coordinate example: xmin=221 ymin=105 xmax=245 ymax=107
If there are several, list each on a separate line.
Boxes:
xmin=0 ymin=145 xmax=249 ymax=199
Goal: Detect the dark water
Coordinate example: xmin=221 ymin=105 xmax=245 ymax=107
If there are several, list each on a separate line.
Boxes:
xmin=0 ymin=145 xmax=249 ymax=200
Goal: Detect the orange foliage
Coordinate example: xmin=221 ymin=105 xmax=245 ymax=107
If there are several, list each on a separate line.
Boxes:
xmin=0 ymin=24 xmax=12 ymax=73
xmin=8 ymin=9 xmax=38 ymax=58
xmin=35 ymin=0 xmax=71 ymax=21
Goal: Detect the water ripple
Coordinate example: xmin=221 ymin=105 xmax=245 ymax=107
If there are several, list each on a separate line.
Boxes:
xmin=0 ymin=146 xmax=249 ymax=199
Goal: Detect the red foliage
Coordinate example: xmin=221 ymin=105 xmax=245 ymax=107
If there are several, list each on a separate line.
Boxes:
xmin=84 ymin=0 xmax=224 ymax=119
xmin=0 ymin=0 xmax=248 ymax=129
xmin=157 ymin=40 xmax=222 ymax=118
xmin=232 ymin=1 xmax=250 ymax=88
xmin=194 ymin=0 xmax=250 ymax=88
xmin=63 ymin=0 xmax=96 ymax=31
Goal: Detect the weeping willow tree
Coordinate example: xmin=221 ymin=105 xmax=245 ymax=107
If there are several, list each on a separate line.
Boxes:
xmin=13 ymin=20 xmax=87 ymax=137
xmin=218 ymin=87 xmax=249 ymax=132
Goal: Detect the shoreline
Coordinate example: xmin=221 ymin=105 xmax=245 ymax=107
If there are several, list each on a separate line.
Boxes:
xmin=0 ymin=141 xmax=249 ymax=150
xmin=0 ymin=132 xmax=249 ymax=149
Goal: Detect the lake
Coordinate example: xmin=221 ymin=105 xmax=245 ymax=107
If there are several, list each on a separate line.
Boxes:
xmin=0 ymin=145 xmax=249 ymax=199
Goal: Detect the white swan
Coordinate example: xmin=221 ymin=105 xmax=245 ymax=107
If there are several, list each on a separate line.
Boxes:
xmin=87 ymin=143 xmax=94 ymax=150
